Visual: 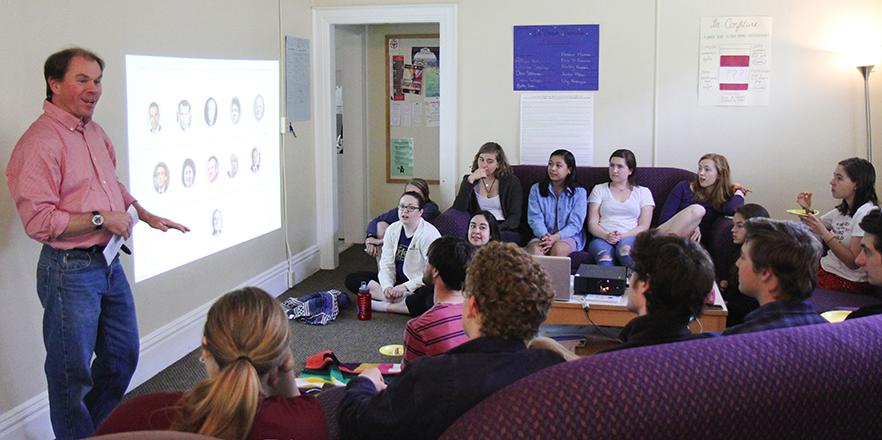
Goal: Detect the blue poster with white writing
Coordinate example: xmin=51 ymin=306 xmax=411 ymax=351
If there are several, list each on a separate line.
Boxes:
xmin=513 ymin=25 xmax=599 ymax=91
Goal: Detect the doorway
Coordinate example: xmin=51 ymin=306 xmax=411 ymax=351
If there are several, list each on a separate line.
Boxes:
xmin=334 ymin=25 xmax=368 ymax=251
xmin=313 ymin=4 xmax=458 ymax=269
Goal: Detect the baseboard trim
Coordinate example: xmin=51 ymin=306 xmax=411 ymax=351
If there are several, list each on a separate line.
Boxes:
xmin=0 ymin=245 xmax=321 ymax=440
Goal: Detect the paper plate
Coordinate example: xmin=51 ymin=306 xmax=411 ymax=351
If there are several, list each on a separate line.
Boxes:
xmin=379 ymin=344 xmax=404 ymax=357
xmin=820 ymin=310 xmax=852 ymax=323
xmin=785 ymin=208 xmax=819 ymax=216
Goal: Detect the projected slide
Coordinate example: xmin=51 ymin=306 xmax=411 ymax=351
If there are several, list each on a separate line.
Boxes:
xmin=126 ymin=55 xmax=280 ymax=282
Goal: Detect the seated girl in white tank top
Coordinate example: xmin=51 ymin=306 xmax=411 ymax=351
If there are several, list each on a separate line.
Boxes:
xmin=475 ymin=190 xmax=505 ymax=222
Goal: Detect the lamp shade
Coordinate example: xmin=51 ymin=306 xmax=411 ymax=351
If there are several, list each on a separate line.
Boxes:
xmin=845 ymin=43 xmax=882 ymax=67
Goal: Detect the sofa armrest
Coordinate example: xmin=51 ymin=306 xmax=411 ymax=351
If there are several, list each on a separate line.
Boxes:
xmin=434 ymin=208 xmax=470 ymax=238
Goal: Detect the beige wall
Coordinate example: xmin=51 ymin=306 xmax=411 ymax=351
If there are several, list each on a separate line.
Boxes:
xmin=655 ymin=0 xmax=882 ymax=216
xmin=2 ymin=0 xmax=882 ymax=424
xmin=320 ymin=0 xmax=882 ymax=218
xmin=0 ymin=0 xmax=316 ymax=414
xmin=366 ymin=23 xmax=441 ymax=217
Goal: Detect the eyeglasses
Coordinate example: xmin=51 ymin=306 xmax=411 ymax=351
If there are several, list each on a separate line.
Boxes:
xmin=398 ymin=204 xmax=420 ymax=212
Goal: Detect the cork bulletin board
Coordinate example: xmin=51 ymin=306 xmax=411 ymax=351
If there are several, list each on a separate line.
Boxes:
xmin=386 ymin=34 xmax=440 ymax=184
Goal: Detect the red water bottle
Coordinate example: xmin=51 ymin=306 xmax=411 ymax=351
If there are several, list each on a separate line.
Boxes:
xmin=357 ymin=281 xmax=372 ymax=320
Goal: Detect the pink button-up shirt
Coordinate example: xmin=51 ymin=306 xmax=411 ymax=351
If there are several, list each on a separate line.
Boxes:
xmin=7 ymin=101 xmax=136 ymax=249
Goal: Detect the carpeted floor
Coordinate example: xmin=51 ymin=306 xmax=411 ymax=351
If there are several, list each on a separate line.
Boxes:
xmin=126 ymin=245 xmax=410 ymax=399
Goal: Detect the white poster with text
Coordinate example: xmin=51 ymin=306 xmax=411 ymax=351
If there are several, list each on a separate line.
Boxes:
xmin=519 ymin=93 xmax=594 ymax=166
xmin=699 ymin=17 xmax=772 ymax=106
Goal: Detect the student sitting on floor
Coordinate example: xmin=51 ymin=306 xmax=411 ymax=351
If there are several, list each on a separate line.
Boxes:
xmin=722 ymin=218 xmax=827 ymax=335
xmin=94 ymin=287 xmax=328 ymax=439
xmin=600 ymin=230 xmax=717 ymax=353
xmin=345 ymin=191 xmax=441 ymax=314
xmin=338 ymin=242 xmax=564 ymax=440
xmin=362 ymin=178 xmax=439 ymax=259
xmin=721 ymin=203 xmax=770 ymax=326
xmin=401 ymin=236 xmax=475 ymax=369
xmin=386 ymin=210 xmax=502 ymax=318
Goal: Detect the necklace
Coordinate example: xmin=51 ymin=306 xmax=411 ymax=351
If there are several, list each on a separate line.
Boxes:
xmin=482 ymin=178 xmax=495 ymax=192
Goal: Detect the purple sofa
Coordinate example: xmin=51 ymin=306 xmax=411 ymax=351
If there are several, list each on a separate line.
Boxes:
xmin=441 ymin=315 xmax=882 ymax=439
xmin=434 ymin=165 xmax=737 ymax=277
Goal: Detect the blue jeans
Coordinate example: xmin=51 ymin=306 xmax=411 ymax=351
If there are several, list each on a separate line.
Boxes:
xmin=37 ymin=245 xmax=139 ymax=439
xmin=587 ymin=236 xmax=636 ymax=267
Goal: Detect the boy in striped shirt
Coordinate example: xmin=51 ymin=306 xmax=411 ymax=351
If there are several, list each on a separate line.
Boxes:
xmin=401 ymin=237 xmax=474 ymax=368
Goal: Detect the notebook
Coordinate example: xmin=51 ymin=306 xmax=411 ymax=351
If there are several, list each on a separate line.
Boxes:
xmin=532 ymin=255 xmax=572 ymax=301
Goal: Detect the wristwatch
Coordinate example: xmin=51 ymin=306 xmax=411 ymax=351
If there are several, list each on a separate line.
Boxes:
xmin=91 ymin=211 xmax=104 ymax=230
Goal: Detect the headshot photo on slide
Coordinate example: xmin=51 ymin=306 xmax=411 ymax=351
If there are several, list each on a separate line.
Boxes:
xmin=211 ymin=209 xmax=223 ymax=236
xmin=251 ymin=147 xmax=261 ymax=173
xmin=230 ymin=97 xmax=241 ymax=125
xmin=253 ymin=94 xmax=265 ymax=121
xmin=207 ymin=156 xmax=219 ymax=183
xmin=204 ymin=97 xmax=218 ymax=127
xmin=153 ymin=162 xmax=170 ymax=194
xmin=177 ymin=99 xmax=192 ymax=131
xmin=182 ymin=158 xmax=196 ymax=188
xmin=228 ymin=153 xmax=239 ymax=178
xmin=148 ymin=102 xmax=161 ymax=134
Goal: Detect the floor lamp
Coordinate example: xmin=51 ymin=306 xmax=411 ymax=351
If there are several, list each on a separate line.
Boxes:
xmin=858 ymin=64 xmax=875 ymax=162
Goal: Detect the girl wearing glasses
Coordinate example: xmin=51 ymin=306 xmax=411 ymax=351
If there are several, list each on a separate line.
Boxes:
xmin=397 ymin=210 xmax=502 ymax=318
xmin=363 ymin=178 xmax=439 ymax=259
xmin=347 ymin=192 xmax=441 ymax=313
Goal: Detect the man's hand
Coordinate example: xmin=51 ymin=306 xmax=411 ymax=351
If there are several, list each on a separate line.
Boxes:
xmin=102 ymin=211 xmax=133 ymax=239
xmin=359 ymin=367 xmax=387 ymax=392
xmin=141 ymin=212 xmax=189 ymax=233
xmin=133 ymin=202 xmax=189 ymax=233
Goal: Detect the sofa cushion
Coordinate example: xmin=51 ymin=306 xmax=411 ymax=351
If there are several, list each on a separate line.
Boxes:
xmin=442 ymin=316 xmax=882 ymax=439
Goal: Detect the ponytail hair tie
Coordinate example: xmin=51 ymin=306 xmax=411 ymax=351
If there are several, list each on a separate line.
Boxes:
xmin=235 ymin=355 xmax=255 ymax=367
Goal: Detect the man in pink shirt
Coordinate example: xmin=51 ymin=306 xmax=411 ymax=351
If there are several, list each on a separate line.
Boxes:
xmin=6 ymin=47 xmax=188 ymax=439
xmin=401 ymin=237 xmax=474 ymax=368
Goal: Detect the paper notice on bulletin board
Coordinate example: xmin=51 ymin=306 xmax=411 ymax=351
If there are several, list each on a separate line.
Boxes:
xmin=698 ymin=17 xmax=772 ymax=106
xmin=424 ymin=97 xmax=440 ymax=127
xmin=390 ymin=138 xmax=414 ymax=177
xmin=520 ymin=93 xmax=594 ymax=166
xmin=285 ymin=36 xmax=311 ymax=121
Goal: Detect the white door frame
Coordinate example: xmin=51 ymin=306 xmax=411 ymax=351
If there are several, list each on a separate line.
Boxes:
xmin=313 ymin=4 xmax=458 ymax=269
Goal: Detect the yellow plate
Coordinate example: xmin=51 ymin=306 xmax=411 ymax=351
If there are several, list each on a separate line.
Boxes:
xmin=820 ymin=310 xmax=852 ymax=323
xmin=379 ymin=344 xmax=404 ymax=357
xmin=785 ymin=208 xmax=819 ymax=216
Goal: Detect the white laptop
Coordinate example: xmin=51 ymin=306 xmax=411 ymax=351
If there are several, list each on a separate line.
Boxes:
xmin=532 ymin=255 xmax=572 ymax=301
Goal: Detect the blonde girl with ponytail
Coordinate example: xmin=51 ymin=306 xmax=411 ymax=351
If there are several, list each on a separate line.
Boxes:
xmin=94 ymin=287 xmax=328 ymax=440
